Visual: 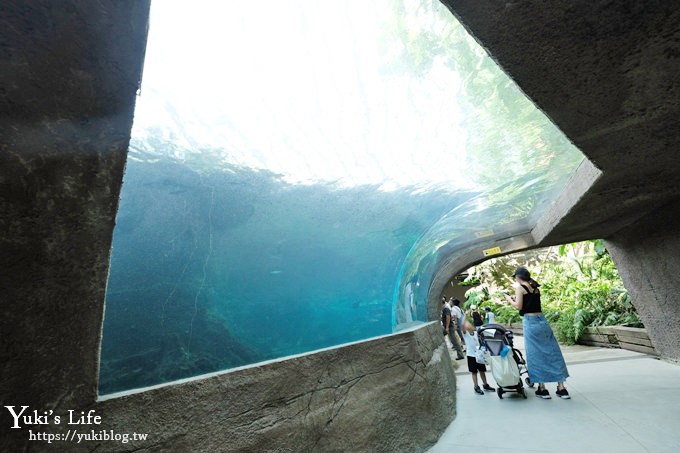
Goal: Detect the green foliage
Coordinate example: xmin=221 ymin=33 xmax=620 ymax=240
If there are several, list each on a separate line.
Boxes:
xmin=460 ymin=240 xmax=642 ymax=344
xmin=463 ymin=286 xmax=521 ymax=324
xmin=553 ymin=308 xmax=577 ymax=345
xmin=379 ymin=0 xmax=583 ymax=220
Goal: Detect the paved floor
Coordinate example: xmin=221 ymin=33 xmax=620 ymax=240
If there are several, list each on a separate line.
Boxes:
xmin=429 ymin=336 xmax=680 ymax=453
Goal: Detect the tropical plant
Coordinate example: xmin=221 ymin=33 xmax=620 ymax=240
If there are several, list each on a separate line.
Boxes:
xmin=458 ymin=240 xmax=642 ymax=345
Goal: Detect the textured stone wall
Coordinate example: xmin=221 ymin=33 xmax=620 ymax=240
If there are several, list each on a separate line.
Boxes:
xmin=606 ymin=202 xmax=680 ymax=363
xmin=99 ymin=322 xmax=456 ymax=453
xmin=0 ymin=0 xmax=150 ymax=447
xmin=2 ymin=323 xmax=456 ymax=452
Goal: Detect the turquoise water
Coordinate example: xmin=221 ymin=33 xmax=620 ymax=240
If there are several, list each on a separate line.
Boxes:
xmin=100 ymin=159 xmax=470 ymax=392
xmin=99 ymin=0 xmax=584 ymax=394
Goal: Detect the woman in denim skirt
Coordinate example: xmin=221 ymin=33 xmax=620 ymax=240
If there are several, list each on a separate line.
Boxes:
xmin=505 ymin=266 xmax=571 ymax=399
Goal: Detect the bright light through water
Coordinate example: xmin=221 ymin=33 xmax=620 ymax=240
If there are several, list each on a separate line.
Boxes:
xmin=134 ymin=0 xmax=471 ymax=190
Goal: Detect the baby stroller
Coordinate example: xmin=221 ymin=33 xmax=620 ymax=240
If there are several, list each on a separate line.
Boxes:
xmin=477 ymin=324 xmax=532 ymax=399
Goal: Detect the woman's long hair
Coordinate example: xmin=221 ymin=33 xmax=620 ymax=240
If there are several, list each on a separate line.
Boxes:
xmin=514 ymin=266 xmax=540 ymax=291
xmin=525 ymin=277 xmax=540 ymax=291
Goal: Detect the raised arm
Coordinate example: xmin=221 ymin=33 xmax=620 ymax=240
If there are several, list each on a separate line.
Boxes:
xmin=504 ymin=286 xmax=524 ymax=311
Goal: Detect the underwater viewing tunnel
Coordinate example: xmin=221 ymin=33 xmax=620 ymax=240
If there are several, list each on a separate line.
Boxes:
xmin=2 ymin=0 xmax=679 ymax=451
xmin=98 ymin=0 xmax=585 ymax=394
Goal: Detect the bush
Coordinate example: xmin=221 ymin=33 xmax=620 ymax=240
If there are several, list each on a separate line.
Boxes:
xmin=458 ymin=240 xmax=642 ymax=344
xmin=552 ymin=308 xmax=576 ymax=345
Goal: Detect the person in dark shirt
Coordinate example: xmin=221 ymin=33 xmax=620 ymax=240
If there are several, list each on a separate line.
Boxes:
xmin=505 ymin=266 xmax=570 ymax=400
xmin=469 ymin=305 xmax=484 ymax=327
xmin=441 ymin=298 xmax=465 ymax=360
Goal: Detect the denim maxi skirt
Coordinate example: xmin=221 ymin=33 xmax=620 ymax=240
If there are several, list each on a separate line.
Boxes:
xmin=523 ymin=314 xmax=569 ymax=383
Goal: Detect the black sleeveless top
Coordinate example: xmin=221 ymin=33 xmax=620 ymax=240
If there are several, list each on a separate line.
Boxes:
xmin=519 ymin=284 xmax=542 ymax=316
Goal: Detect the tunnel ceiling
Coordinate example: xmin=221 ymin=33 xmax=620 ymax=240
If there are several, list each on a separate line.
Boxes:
xmin=441 ymin=0 xmax=680 ymax=244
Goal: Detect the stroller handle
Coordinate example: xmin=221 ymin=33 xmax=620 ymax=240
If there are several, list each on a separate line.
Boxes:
xmin=477 ymin=324 xmax=515 ymax=342
xmin=478 ymin=323 xmax=514 ymax=335
xmin=478 ymin=323 xmax=512 ymax=332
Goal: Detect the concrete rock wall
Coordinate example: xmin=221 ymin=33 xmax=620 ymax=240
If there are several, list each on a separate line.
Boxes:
xmin=0 ymin=0 xmax=150 ymax=444
xmin=2 ymin=323 xmax=456 ymax=452
xmin=606 ymin=201 xmax=680 ymax=363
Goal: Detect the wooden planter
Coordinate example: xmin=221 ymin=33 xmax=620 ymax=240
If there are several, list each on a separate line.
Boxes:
xmin=578 ymin=325 xmax=658 ymax=356
xmin=578 ymin=326 xmax=619 ymax=348
xmin=612 ymin=326 xmax=658 ymax=356
xmin=500 ymin=323 xmax=658 ymax=356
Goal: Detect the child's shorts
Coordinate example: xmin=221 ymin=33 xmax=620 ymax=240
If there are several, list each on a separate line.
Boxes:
xmin=467 ymin=356 xmax=487 ymax=373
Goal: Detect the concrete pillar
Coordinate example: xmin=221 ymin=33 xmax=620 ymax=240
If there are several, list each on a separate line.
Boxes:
xmin=0 ymin=1 xmax=150 ymax=446
xmin=606 ymin=201 xmax=680 ymax=362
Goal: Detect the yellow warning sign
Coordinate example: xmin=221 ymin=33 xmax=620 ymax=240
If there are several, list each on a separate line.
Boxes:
xmin=482 ymin=246 xmax=502 ymax=257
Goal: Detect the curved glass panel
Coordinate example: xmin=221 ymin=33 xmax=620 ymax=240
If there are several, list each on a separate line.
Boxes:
xmin=100 ymin=0 xmax=584 ymax=393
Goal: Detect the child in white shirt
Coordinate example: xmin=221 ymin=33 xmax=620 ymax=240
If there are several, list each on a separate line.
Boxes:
xmin=463 ymin=321 xmax=495 ymax=395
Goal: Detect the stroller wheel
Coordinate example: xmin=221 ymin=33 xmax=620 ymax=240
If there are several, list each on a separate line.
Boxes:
xmin=525 ymin=377 xmax=535 ymax=388
xmin=497 ymin=388 xmax=503 ymax=399
xmin=519 ymin=387 xmax=527 ymax=399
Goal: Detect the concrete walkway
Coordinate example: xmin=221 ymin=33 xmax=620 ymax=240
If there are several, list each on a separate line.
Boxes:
xmin=430 ymin=336 xmax=680 ymax=452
